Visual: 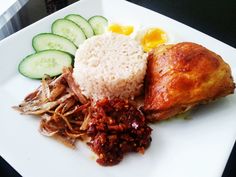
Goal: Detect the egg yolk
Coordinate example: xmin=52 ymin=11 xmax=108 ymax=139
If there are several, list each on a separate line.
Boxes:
xmin=141 ymin=28 xmax=167 ymax=52
xmin=108 ymin=24 xmax=134 ymax=35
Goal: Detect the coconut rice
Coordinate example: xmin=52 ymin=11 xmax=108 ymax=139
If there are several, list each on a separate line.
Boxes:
xmin=72 ymin=33 xmax=147 ymax=100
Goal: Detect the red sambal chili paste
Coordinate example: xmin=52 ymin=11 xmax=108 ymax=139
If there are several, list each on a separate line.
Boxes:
xmin=87 ymin=98 xmax=152 ymax=166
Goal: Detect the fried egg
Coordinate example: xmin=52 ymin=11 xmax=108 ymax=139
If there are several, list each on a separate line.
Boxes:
xmin=107 ymin=23 xmax=169 ymax=52
xmin=108 ymin=23 xmax=134 ymax=36
xmin=136 ymin=27 xmax=168 ymax=52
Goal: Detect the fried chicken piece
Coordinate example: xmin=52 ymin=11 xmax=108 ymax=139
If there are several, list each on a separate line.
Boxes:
xmin=144 ymin=42 xmax=235 ymax=121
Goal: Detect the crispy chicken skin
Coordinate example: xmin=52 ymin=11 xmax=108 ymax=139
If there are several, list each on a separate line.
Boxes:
xmin=144 ymin=42 xmax=235 ymax=121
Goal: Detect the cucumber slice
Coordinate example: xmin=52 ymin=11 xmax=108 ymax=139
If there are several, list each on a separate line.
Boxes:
xmin=32 ymin=33 xmax=77 ymax=55
xmin=51 ymin=19 xmax=86 ymax=47
xmin=65 ymin=14 xmax=94 ymax=38
xmin=88 ymin=16 xmax=108 ymax=35
xmin=19 ymin=50 xmax=73 ymax=79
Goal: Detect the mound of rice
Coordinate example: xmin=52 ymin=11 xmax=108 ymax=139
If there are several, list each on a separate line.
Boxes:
xmin=72 ymin=33 xmax=147 ymax=100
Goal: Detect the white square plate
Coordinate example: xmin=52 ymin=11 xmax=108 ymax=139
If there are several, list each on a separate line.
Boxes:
xmin=0 ymin=0 xmax=236 ymax=177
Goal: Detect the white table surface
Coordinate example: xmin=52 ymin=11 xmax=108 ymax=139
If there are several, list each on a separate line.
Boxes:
xmin=0 ymin=0 xmax=18 ymax=15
